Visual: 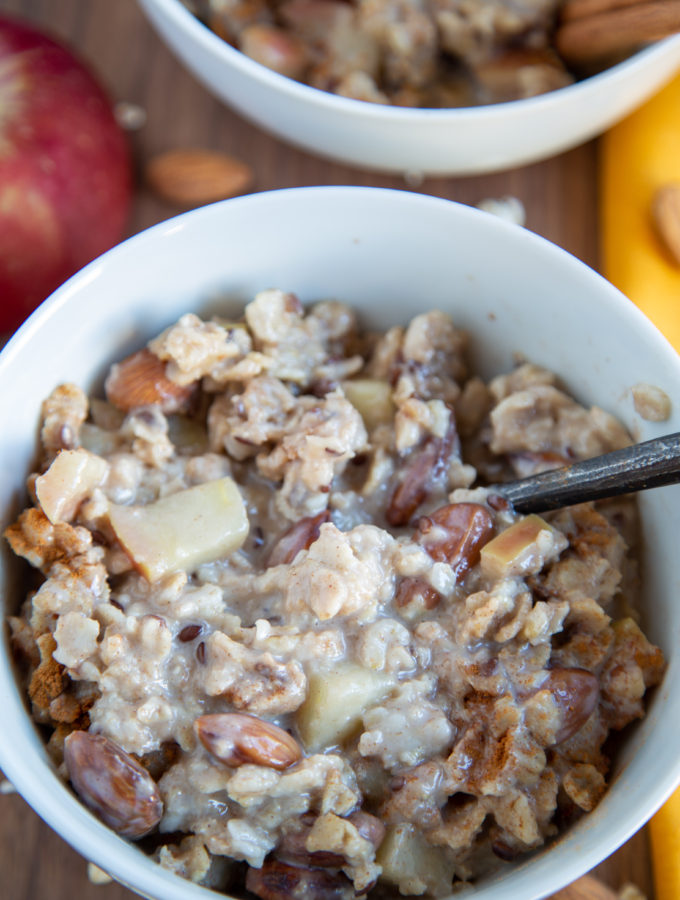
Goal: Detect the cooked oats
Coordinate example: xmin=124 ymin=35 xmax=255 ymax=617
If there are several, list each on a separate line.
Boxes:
xmin=6 ymin=290 xmax=664 ymax=899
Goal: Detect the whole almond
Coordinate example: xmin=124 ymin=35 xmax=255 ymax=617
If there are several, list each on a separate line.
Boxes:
xmin=245 ymin=860 xmax=351 ymax=900
xmin=64 ymin=731 xmax=163 ymax=839
xmin=195 ymin=712 xmax=303 ymax=769
xmin=105 ymin=347 xmax=196 ymax=413
xmin=145 ymin=149 xmax=254 ymax=207
xmin=266 ymin=511 xmax=331 ymax=567
xmin=555 ymin=0 xmax=680 ymax=66
xmin=521 ymin=667 xmax=599 ymax=745
xmin=240 ymin=24 xmax=309 ymax=80
xmin=652 ymin=183 xmax=680 ymax=266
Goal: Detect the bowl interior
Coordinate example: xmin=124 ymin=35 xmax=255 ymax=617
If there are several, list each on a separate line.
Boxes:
xmin=1 ymin=187 xmax=679 ymax=899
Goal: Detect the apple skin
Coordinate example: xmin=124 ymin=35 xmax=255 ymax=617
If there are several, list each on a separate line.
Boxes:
xmin=0 ymin=15 xmax=132 ymax=333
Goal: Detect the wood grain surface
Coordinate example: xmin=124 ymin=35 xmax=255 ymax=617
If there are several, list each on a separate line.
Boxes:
xmin=0 ymin=0 xmax=655 ymax=898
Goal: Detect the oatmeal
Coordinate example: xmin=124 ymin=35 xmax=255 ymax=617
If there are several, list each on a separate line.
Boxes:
xmin=182 ymin=0 xmax=599 ymax=107
xmin=6 ymin=290 xmax=664 ymax=899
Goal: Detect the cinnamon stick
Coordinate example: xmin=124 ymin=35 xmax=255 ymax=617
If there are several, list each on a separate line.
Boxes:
xmin=555 ymin=0 xmax=680 ymax=65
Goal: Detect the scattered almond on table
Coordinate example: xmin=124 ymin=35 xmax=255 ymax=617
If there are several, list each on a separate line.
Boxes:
xmin=114 ymin=101 xmax=147 ymax=132
xmin=476 ymin=195 xmax=527 ymax=226
xmin=87 ymin=862 xmax=113 ymax=885
xmin=651 ymin=183 xmax=680 ymax=266
xmin=145 ymin=148 xmax=254 ymax=207
xmin=0 ymin=778 xmax=16 ymax=794
xmin=631 ymin=382 xmax=672 ymax=421
xmin=618 ymin=884 xmax=648 ymax=900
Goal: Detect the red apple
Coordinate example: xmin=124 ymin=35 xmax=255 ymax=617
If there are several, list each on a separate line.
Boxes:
xmin=0 ymin=15 xmax=132 ymax=334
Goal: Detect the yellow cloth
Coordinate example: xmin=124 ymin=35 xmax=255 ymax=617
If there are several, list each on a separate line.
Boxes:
xmin=650 ymin=790 xmax=680 ymax=900
xmin=601 ymin=70 xmax=680 ymax=900
xmin=601 ymin=72 xmax=680 ymax=352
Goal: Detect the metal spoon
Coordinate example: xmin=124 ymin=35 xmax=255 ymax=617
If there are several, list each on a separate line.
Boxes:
xmin=492 ymin=432 xmax=680 ymax=514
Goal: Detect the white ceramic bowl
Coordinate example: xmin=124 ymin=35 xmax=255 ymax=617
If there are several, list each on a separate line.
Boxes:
xmin=137 ymin=0 xmax=680 ymax=176
xmin=0 ymin=187 xmax=679 ymax=900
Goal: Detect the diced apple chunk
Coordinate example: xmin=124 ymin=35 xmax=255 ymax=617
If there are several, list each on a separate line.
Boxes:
xmin=377 ymin=824 xmax=455 ymax=897
xmin=167 ymin=415 xmax=209 ymax=453
xmin=108 ymin=476 xmax=248 ymax=581
xmin=212 ymin=318 xmax=249 ymax=333
xmin=296 ymin=663 xmax=394 ymax=752
xmin=342 ymin=379 xmax=394 ymax=431
xmin=35 ymin=449 xmax=108 ymax=524
xmin=479 ymin=513 xmax=567 ymax=580
xmin=79 ymin=423 xmax=123 ymax=457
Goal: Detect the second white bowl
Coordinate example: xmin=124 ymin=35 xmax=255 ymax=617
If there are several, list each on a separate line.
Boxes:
xmin=137 ymin=0 xmax=680 ymax=175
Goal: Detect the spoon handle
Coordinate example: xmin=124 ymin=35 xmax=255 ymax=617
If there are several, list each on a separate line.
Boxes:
xmin=494 ymin=432 xmax=680 ymax=514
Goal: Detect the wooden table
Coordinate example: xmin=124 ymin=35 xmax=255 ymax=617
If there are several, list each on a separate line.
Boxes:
xmin=0 ymin=0 xmax=657 ymax=897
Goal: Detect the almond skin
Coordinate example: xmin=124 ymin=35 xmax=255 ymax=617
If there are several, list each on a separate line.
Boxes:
xmin=555 ymin=0 xmax=680 ymax=66
xmin=417 ymin=502 xmax=495 ymax=577
xmin=266 ymin=511 xmax=331 ymax=567
xmin=145 ymin=148 xmax=254 ymax=207
xmin=240 ymin=24 xmax=309 ymax=80
xmin=105 ymin=347 xmax=196 ymax=413
xmin=276 ymin=811 xmax=386 ymax=867
xmin=522 ymin=667 xmax=600 ymax=745
xmin=652 ymin=183 xmax=680 ymax=267
xmin=245 ymin=860 xmax=352 ymax=900
xmin=386 ymin=416 xmax=460 ymax=527
xmin=195 ymin=712 xmax=303 ymax=769
xmin=64 ymin=730 xmax=163 ymax=839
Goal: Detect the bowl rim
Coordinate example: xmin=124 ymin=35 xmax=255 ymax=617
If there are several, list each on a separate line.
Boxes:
xmin=2 ymin=185 xmax=680 ymax=900
xmin=139 ymin=0 xmax=680 ymax=121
